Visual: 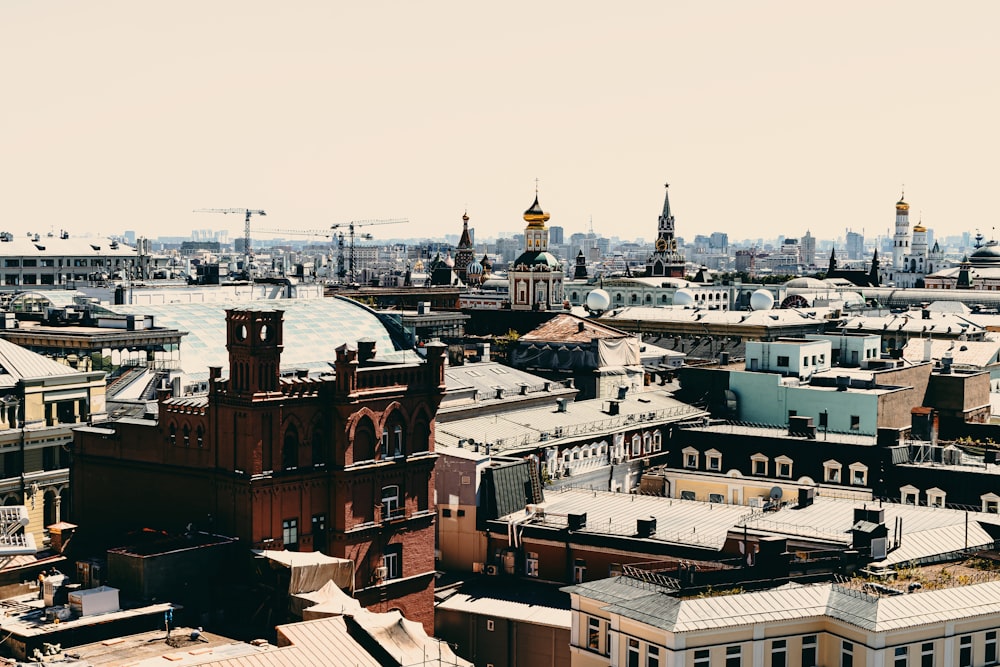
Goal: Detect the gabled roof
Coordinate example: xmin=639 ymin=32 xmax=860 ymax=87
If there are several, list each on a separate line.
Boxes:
xmin=521 ymin=314 xmax=631 ymax=343
xmin=0 ymin=337 xmax=85 ymax=381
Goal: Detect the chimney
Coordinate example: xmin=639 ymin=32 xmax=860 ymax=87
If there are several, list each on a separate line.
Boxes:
xmin=47 ymin=522 xmax=77 ymax=554
xmin=923 ymin=338 xmax=933 ymax=363
xmin=556 ymin=398 xmax=567 ymax=413
xmin=357 ymin=339 xmax=377 ymax=365
xmin=577 ymin=321 xmax=586 ymax=333
xmin=636 ymin=517 xmax=657 ymax=538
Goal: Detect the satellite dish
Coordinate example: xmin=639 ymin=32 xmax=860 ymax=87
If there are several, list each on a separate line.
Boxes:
xmin=769 ymin=486 xmax=783 ymax=500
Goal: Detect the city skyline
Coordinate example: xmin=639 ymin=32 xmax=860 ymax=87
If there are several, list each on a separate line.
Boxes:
xmin=4 ymin=2 xmax=998 ymax=242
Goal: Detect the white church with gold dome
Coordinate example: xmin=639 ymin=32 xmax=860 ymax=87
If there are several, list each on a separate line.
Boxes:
xmin=508 ymin=193 xmax=565 ymax=310
xmin=884 ymin=192 xmax=945 ymax=288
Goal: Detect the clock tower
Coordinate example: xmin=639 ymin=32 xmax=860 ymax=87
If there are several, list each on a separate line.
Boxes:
xmin=645 ymin=183 xmax=686 ymax=278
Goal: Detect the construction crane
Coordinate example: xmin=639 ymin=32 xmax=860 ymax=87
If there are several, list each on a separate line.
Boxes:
xmin=254 ymin=218 xmax=405 ymax=283
xmin=329 ymin=219 xmax=406 ymax=284
xmin=193 ymin=208 xmax=266 ymax=274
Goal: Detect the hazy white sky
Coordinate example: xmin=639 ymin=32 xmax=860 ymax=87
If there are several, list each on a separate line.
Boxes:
xmin=3 ymin=2 xmax=998 ymax=245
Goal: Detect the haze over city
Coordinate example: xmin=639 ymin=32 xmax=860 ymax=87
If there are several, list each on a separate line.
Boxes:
xmin=4 ymin=1 xmax=998 ymax=242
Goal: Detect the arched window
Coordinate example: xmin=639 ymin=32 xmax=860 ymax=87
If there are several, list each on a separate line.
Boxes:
xmin=283 ymin=424 xmax=299 ymax=471
xmin=43 ymin=489 xmax=58 ymax=527
xmin=196 ymin=426 xmax=204 ymax=448
xmin=354 ymin=417 xmax=377 ymax=462
xmin=311 ymin=426 xmax=326 ymax=466
xmin=168 ymin=423 xmax=177 ymax=445
xmin=412 ymin=418 xmax=430 ymax=453
xmin=383 ymin=412 xmax=406 ymax=458
xmin=182 ymin=425 xmax=190 ymax=447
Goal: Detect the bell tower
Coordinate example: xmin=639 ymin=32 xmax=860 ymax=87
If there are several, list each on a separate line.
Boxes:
xmin=225 ymin=309 xmax=284 ymax=396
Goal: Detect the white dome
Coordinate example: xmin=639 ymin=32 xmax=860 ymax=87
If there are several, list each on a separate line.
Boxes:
xmin=750 ymin=289 xmax=775 ymax=311
xmin=839 ymin=291 xmax=864 ymax=306
xmin=673 ymin=288 xmax=695 ymax=307
xmin=586 ymin=289 xmax=611 ymax=312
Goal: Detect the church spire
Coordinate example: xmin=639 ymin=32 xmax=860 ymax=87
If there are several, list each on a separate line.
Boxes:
xmin=458 ymin=211 xmax=472 ymax=249
xmin=660 ymin=182 xmax=672 ymax=221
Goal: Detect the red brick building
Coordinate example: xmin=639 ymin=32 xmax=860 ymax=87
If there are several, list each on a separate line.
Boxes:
xmin=73 ymin=308 xmax=446 ymax=630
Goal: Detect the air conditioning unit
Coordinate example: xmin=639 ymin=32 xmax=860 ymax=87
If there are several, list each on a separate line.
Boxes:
xmin=485 ymin=564 xmax=499 ymax=576
xmin=375 ymin=566 xmax=388 ymax=581
xmin=748 ymin=497 xmax=763 ymax=508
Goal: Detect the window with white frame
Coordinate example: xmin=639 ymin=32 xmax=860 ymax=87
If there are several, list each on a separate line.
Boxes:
xmin=985 ymin=630 xmax=997 ymax=663
xmin=726 ymin=645 xmax=742 ymax=667
xmin=627 ymin=638 xmax=640 ymax=667
xmin=632 ymin=435 xmax=642 ymax=457
xmin=525 ymin=552 xmax=539 ymax=577
xmin=894 ymin=646 xmax=907 ymax=667
xmin=842 ymin=641 xmax=854 ymax=667
xmin=680 ymin=490 xmax=696 ymax=501
xmin=775 ymin=455 xmax=792 ymax=479
xmin=382 ymin=544 xmax=401 ymax=580
xmin=573 ymin=559 xmax=586 ymax=583
xmin=652 ymin=431 xmax=662 ymax=451
xmin=927 ymin=487 xmax=946 ymax=508
xmin=901 ymin=484 xmax=919 ymax=505
xmin=751 ymin=453 xmax=768 ymax=476
xmin=802 ymin=635 xmax=817 ymax=667
xmin=643 ymin=433 xmax=652 ymax=454
xmin=849 ymin=463 xmax=868 ymax=486
xmin=771 ymin=639 xmax=787 ymax=667
xmin=824 ymin=460 xmax=842 ymax=483
xmin=706 ymin=449 xmax=722 ymax=472
xmin=984 ymin=493 xmax=1000 ymax=514
xmin=694 ymin=650 xmax=710 ymax=667
xmin=709 ymin=493 xmax=724 ymax=503
xmin=959 ymin=635 xmax=972 ymax=667
xmin=382 ymin=485 xmax=401 ymax=520
xmin=646 ymin=644 xmax=660 ymax=667
xmin=920 ymin=642 xmax=934 ymax=667
xmin=282 ymin=518 xmax=298 ymax=548
xmin=683 ymin=447 xmax=699 ymax=469
xmin=586 ymin=616 xmax=600 ymax=651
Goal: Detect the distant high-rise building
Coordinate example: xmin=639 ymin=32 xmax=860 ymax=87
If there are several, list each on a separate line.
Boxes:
xmin=846 ymin=231 xmax=864 ymax=261
xmin=124 ymin=230 xmax=136 ymax=245
xmin=549 ymin=226 xmax=564 ymax=245
xmin=709 ymin=232 xmax=728 ymax=252
xmin=800 ymin=231 xmax=816 ymax=266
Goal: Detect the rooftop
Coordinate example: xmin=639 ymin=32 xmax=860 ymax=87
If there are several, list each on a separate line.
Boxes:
xmin=566 ymin=575 xmax=1000 ymax=634
xmin=436 ymin=390 xmax=706 ymax=455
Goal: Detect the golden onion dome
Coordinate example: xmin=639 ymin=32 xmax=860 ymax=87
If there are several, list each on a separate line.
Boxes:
xmin=913 ymin=224 xmax=926 ymax=233
xmin=523 ymin=195 xmax=550 ymax=227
